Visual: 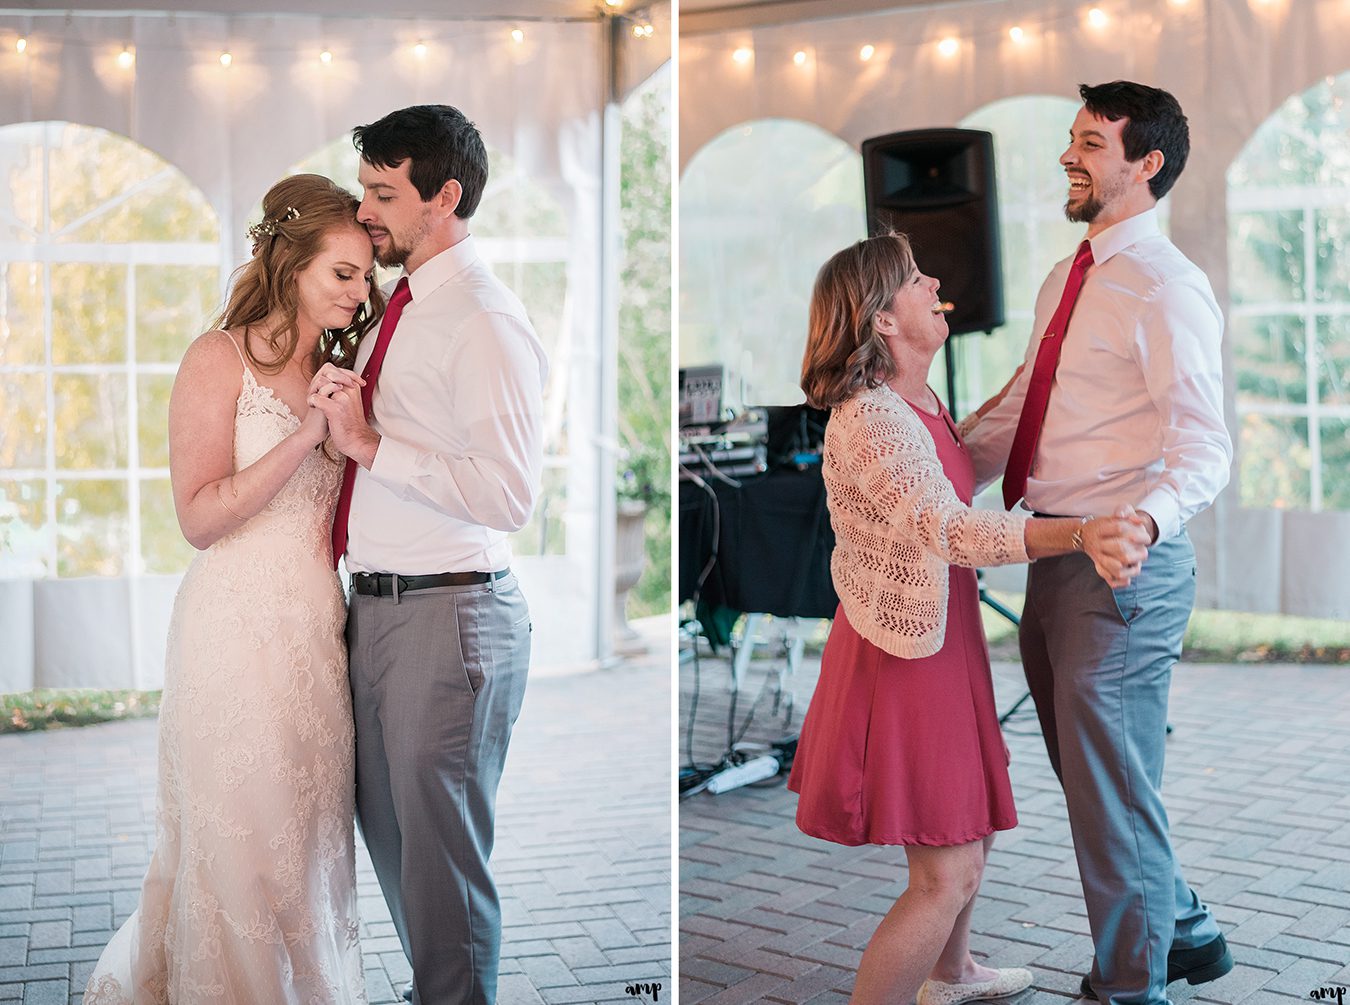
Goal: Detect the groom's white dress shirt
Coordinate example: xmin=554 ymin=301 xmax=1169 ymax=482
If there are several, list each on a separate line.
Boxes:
xmin=344 ymin=235 xmax=548 ymax=576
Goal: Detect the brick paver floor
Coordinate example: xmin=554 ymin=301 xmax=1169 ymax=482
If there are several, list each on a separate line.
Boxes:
xmin=0 ymin=620 xmax=671 ymax=1005
xmin=680 ymin=626 xmax=1350 ymax=1005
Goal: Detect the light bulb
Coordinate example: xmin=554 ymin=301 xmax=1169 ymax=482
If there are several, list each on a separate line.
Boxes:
xmin=937 ymin=37 xmax=959 ymax=57
xmin=859 ymin=44 xmax=875 ymax=61
xmin=793 ymin=50 xmax=806 ymax=65
xmin=1009 ymin=25 xmax=1025 ymax=42
xmin=511 ymin=28 xmax=525 ymax=43
xmin=414 ymin=41 xmax=427 ymax=58
xmin=219 ymin=51 xmax=232 ymax=67
xmin=732 ymin=46 xmax=752 ymax=64
xmin=1087 ymin=7 xmax=1109 ymax=27
xmin=117 ymin=46 xmax=134 ymax=69
xmin=16 ymin=37 xmax=27 ymax=54
xmin=319 ymin=49 xmax=333 ymax=63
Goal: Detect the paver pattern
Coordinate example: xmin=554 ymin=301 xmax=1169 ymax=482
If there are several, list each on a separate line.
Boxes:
xmin=0 ymin=624 xmax=672 ymax=1005
xmin=680 ymin=635 xmax=1350 ymax=1005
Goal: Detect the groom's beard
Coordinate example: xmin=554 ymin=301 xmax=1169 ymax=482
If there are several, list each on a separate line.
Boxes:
xmin=372 ymin=213 xmax=432 ymax=269
xmin=1064 ymin=194 xmax=1104 ymax=223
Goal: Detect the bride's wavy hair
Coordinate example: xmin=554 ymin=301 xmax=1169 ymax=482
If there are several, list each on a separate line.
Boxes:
xmin=214 ymin=174 xmax=385 ymax=375
xmin=800 ymin=231 xmax=914 ymax=410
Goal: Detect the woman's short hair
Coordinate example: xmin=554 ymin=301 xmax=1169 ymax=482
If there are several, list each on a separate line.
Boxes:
xmin=215 ymin=173 xmax=383 ymax=375
xmin=800 ymin=232 xmax=915 ymax=410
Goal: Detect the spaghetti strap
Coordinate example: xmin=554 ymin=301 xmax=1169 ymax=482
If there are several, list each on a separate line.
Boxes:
xmin=220 ymin=330 xmax=252 ymax=378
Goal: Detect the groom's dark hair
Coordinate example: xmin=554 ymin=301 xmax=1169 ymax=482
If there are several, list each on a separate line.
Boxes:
xmin=352 ymin=104 xmax=489 ymax=218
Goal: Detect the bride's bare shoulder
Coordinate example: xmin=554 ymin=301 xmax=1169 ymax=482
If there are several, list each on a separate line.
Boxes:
xmin=174 ymin=329 xmax=246 ymax=397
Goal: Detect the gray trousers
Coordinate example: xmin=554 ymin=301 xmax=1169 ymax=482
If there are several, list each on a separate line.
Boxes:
xmin=348 ymin=573 xmax=531 ymax=1005
xmin=1020 ymin=531 xmax=1220 ymax=1005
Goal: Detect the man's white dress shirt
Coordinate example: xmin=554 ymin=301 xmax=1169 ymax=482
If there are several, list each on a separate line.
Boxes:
xmin=345 ymin=235 xmax=548 ymax=575
xmin=964 ymin=208 xmax=1232 ymax=542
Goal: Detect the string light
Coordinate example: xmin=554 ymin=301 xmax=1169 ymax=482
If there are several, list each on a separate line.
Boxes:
xmin=1087 ymin=7 xmax=1109 ymax=27
xmin=117 ymin=46 xmax=134 ymax=69
xmin=15 ymin=36 xmax=26 ymax=54
xmin=510 ymin=28 xmax=525 ymax=43
xmin=1009 ymin=25 xmax=1026 ymax=42
xmin=732 ymin=46 xmax=753 ymax=64
xmin=937 ymin=36 xmax=959 ymax=57
xmin=859 ymin=43 xmax=875 ymax=61
xmin=632 ymin=23 xmax=654 ymax=38
xmin=793 ymin=49 xmax=806 ymax=65
xmin=218 ymin=51 xmax=232 ymax=67
xmin=319 ymin=48 xmax=333 ymax=63
xmin=414 ymin=40 xmax=427 ymax=58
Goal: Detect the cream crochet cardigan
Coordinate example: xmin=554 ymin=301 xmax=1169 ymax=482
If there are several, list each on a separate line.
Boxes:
xmin=825 ymin=383 xmax=1031 ymax=659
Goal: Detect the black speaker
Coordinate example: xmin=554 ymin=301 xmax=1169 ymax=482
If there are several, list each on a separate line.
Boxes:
xmin=861 ymin=128 xmax=1003 ymax=336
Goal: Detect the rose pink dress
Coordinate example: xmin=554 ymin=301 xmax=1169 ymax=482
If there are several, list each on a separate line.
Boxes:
xmin=788 ymin=399 xmax=1018 ymax=847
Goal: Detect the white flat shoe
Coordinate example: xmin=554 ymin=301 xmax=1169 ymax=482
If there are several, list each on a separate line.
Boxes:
xmin=917 ymin=968 xmax=1034 ymax=1005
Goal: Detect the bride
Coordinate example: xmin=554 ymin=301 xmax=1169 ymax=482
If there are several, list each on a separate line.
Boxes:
xmin=85 ymin=173 xmax=384 ymax=1003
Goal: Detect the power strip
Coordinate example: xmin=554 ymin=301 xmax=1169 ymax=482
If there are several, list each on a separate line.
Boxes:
xmin=705 ymin=754 xmax=780 ymax=794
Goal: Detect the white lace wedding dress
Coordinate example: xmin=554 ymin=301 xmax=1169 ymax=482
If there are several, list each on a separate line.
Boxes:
xmin=85 ymin=351 xmax=366 ymax=1004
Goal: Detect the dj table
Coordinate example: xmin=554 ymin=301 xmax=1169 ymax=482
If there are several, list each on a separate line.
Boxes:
xmin=678 ymin=466 xmax=838 ymax=620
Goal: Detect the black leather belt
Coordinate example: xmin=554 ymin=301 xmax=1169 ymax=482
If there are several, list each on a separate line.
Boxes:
xmin=351 ymin=569 xmax=509 ymax=597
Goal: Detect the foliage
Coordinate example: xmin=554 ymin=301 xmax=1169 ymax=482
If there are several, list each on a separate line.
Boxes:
xmin=618 ymin=65 xmax=672 ymax=617
xmin=1 ymin=688 xmax=161 ymax=733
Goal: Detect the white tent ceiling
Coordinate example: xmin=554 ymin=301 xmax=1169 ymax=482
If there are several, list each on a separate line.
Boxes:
xmin=681 ymin=0 xmax=943 ymax=34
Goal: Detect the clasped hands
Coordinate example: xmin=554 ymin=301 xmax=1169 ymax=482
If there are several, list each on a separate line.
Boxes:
xmin=1081 ymin=505 xmax=1153 ymax=588
xmin=301 ymin=363 xmax=378 ymax=469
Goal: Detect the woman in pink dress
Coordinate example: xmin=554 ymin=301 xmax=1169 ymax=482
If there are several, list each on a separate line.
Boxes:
xmin=788 ymin=233 xmax=1151 ymax=1005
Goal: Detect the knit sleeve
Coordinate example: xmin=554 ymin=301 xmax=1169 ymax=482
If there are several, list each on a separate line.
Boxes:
xmin=848 ymin=400 xmax=1031 ymax=567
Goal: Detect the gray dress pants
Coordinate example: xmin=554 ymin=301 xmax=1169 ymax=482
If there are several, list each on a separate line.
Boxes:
xmin=1019 ymin=532 xmax=1221 ymax=1005
xmin=348 ymin=573 xmax=531 ymax=1005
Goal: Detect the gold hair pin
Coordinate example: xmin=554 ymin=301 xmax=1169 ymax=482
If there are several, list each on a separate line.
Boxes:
xmin=246 ymin=205 xmax=302 ymax=245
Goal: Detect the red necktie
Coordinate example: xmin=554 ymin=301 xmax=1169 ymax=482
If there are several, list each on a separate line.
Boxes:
xmin=330 ymin=276 xmax=412 ymax=568
xmin=1003 ymin=240 xmax=1094 ymax=510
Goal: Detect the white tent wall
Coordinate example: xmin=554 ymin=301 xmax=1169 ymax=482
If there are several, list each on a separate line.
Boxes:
xmin=679 ymin=0 xmax=1350 ymax=621
xmin=0 ymin=8 xmax=668 ymax=692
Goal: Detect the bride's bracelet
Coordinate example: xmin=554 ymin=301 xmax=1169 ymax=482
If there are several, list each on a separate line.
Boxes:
xmin=216 ymin=479 xmax=246 ymax=521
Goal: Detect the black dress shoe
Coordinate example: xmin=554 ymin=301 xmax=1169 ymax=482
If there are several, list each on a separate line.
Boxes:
xmin=1080 ymin=933 xmax=1233 ymax=1000
xmin=402 ymin=980 xmax=413 ymax=1002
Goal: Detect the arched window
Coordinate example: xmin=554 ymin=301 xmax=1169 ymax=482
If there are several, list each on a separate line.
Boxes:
xmin=0 ymin=122 xmax=220 ymax=579
xmin=1228 ymin=71 xmax=1350 ymax=512
xmin=272 ymin=135 xmax=572 ymax=555
xmin=680 ymin=119 xmax=864 ymax=407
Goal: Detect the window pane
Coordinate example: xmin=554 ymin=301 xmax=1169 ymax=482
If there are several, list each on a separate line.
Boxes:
xmin=0 ymin=479 xmax=47 ymax=576
xmin=1239 ymin=413 xmax=1310 ymax=509
xmin=139 ymin=477 xmax=192 ymax=574
xmin=0 ymin=373 xmax=46 ymax=468
xmin=1231 ymin=314 xmax=1306 ymax=406
xmin=1317 ymin=316 xmax=1350 ymax=408
xmin=54 ymin=373 xmax=128 ymax=469
xmin=137 ymin=373 xmax=174 ymax=469
xmin=0 ymin=128 xmax=43 ymax=239
xmin=136 ymin=265 xmax=220 ymax=362
xmin=1228 ymin=211 xmax=1305 ymax=305
xmin=51 ymin=263 xmax=127 ymax=364
xmin=477 ymin=149 xmax=568 ymax=239
xmin=55 ymin=478 xmax=128 ymax=576
xmin=681 ymin=119 xmax=864 ymax=405
xmin=46 ymin=124 xmax=219 ymax=243
xmin=1320 ymin=419 xmax=1350 ymax=511
xmin=1313 ymin=207 xmax=1350 ymax=304
xmin=0 ymin=261 xmax=45 ymax=365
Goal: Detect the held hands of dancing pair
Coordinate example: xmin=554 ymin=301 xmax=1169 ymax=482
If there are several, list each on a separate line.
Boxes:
xmin=1050 ymin=504 xmax=1152 ymax=588
xmin=304 ymin=363 xmax=378 ymax=469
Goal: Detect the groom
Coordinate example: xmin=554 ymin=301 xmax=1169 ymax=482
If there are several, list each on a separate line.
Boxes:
xmin=965 ymin=81 xmax=1233 ymax=1005
xmin=312 ymin=104 xmax=548 ymax=1005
